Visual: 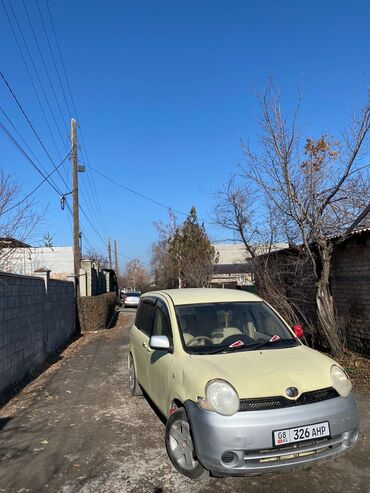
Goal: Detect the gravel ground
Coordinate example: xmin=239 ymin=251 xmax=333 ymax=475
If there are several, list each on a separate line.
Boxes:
xmin=0 ymin=310 xmax=369 ymax=493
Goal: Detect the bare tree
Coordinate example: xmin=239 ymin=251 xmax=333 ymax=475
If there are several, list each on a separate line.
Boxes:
xmin=122 ymin=259 xmax=151 ymax=292
xmin=214 ymin=175 xmax=260 ymax=258
xmin=0 ymin=170 xmax=41 ymax=271
xmin=214 ymin=175 xmax=315 ymax=336
xmin=151 ymin=210 xmax=178 ymax=289
xmin=83 ymin=248 xmax=109 ymax=268
xmin=238 ymin=86 xmax=370 ymax=356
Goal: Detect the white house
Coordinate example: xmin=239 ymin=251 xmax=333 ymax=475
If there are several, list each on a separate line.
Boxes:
xmin=1 ymin=246 xmax=74 ymax=280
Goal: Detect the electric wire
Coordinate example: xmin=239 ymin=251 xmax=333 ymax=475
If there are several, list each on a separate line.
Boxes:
xmin=1 ymin=154 xmax=69 ymax=215
xmin=45 ymin=1 xmax=108 ymax=235
xmin=0 ymin=71 xmax=70 ymax=191
xmin=0 ymin=120 xmax=64 ymax=196
xmin=103 ymin=210 xmax=150 ymax=228
xmin=0 ymin=104 xmax=64 ymax=193
xmin=90 ymin=166 xmax=187 ymax=215
xmin=81 ymin=146 xmax=107 ymax=234
xmin=2 ymin=3 xmax=107 ymax=255
xmin=35 ymin=0 xmax=72 ymax=119
xmin=45 ymin=0 xmax=107 ymax=232
xmin=46 ymin=0 xmax=78 ymax=122
xmin=5 ymin=0 xmax=67 ymax=150
xmin=1 ymin=0 xmax=61 ymax=158
xmin=22 ymin=0 xmax=69 ymax=137
xmin=90 ymin=165 xmax=216 ymax=226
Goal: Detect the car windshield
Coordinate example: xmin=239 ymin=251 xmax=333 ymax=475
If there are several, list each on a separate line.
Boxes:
xmin=126 ymin=292 xmax=140 ymax=297
xmin=175 ymin=301 xmax=298 ymax=354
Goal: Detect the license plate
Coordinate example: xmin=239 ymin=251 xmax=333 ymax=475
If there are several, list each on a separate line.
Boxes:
xmin=273 ymin=421 xmax=330 ymax=446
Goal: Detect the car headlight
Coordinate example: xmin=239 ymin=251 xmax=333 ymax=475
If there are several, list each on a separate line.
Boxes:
xmin=331 ymin=365 xmax=352 ymax=398
xmin=198 ymin=379 xmax=239 ymax=416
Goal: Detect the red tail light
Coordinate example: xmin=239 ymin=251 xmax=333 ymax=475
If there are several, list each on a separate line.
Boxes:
xmin=293 ymin=324 xmax=304 ymax=338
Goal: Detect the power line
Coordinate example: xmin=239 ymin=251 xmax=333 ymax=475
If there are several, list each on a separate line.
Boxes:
xmin=90 ymin=165 xmax=216 ymax=226
xmin=1 ymin=0 xmax=61 ymax=158
xmin=90 ymin=166 xmax=187 ymax=216
xmin=1 ymin=154 xmax=70 ymax=215
xmin=103 ymin=210 xmax=151 ymax=228
xmin=0 ymin=120 xmax=63 ymax=196
xmin=22 ymin=0 xmax=68 ymax=137
xmin=0 ymin=71 xmax=69 ymax=191
xmin=35 ymin=0 xmax=72 ymax=119
xmin=79 ymin=203 xmax=107 ymax=246
xmin=5 ymin=0 xmax=67 ymax=150
xmin=45 ymin=1 xmax=107 ymax=235
xmin=0 ymin=104 xmax=63 ymax=193
xmin=117 ymin=251 xmax=151 ymax=266
xmin=46 ymin=0 xmax=78 ymax=119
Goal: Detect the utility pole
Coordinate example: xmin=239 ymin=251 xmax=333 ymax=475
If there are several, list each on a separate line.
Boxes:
xmin=114 ymin=239 xmax=119 ymax=277
xmin=108 ymin=238 xmax=112 ymax=269
xmin=71 ymin=118 xmax=80 ymax=290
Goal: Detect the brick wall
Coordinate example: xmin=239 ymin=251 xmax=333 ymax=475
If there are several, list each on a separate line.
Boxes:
xmin=0 ymin=271 xmax=75 ymax=396
xmin=331 ymin=231 xmax=370 ymax=357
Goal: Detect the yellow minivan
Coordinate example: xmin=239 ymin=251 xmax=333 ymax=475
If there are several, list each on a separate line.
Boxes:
xmin=128 ymin=288 xmax=358 ymax=478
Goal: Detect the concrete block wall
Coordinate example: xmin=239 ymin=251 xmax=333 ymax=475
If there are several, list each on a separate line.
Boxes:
xmin=79 ymin=260 xmax=115 ymax=297
xmin=0 ymin=271 xmax=75 ymax=396
xmin=331 ymin=231 xmax=370 ymax=357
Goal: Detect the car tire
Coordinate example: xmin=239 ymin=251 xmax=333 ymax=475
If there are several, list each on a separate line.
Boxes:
xmin=165 ymin=408 xmax=206 ymax=479
xmin=128 ymin=354 xmax=142 ymax=396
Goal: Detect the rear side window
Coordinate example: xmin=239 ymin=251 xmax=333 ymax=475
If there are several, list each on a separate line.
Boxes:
xmin=135 ymin=299 xmax=156 ymax=336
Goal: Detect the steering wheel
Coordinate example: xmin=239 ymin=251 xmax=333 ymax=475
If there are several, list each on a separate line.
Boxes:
xmin=221 ymin=334 xmax=256 ymax=346
xmin=187 ymin=336 xmax=213 ymax=347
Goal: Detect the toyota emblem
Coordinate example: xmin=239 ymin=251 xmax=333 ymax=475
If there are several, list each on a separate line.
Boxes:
xmin=286 ymin=386 xmax=299 ymax=398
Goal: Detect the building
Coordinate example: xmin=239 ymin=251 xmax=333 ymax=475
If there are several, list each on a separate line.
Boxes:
xmin=210 ymin=242 xmax=288 ymax=289
xmin=0 ymin=243 xmax=74 ymax=280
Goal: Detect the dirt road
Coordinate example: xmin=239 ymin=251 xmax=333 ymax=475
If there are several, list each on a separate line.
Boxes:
xmin=0 ymin=310 xmax=369 ymax=492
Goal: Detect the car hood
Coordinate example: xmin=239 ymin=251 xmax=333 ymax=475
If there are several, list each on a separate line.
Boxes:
xmin=186 ymin=345 xmax=335 ymax=400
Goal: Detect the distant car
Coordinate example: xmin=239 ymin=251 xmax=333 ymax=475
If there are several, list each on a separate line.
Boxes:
xmin=129 ymin=288 xmax=358 ymax=479
xmin=124 ymin=292 xmax=141 ymax=308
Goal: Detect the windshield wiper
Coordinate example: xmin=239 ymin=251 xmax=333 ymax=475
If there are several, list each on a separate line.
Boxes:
xmin=243 ymin=338 xmax=296 ymax=351
xmin=204 ymin=344 xmax=251 ymax=355
xmin=203 ymin=338 xmax=296 ymax=355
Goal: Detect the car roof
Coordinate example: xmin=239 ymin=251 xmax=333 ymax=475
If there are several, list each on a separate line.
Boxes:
xmin=142 ymin=288 xmax=262 ymax=306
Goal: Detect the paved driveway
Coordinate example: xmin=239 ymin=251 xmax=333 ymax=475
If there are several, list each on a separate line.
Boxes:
xmin=0 ymin=311 xmax=369 ymax=493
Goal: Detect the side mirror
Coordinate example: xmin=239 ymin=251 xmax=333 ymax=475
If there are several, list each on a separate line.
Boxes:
xmin=149 ymin=335 xmax=171 ymax=351
xmin=293 ymin=324 xmax=304 ymax=338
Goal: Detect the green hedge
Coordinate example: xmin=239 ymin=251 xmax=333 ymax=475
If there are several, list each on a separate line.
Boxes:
xmin=78 ymin=292 xmax=117 ymax=333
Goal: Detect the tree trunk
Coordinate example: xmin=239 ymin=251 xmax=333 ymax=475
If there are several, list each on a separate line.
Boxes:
xmin=315 ymin=243 xmax=343 ymax=356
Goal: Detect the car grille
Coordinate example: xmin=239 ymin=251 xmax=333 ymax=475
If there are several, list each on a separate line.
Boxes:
xmin=243 ymin=434 xmax=345 ymax=467
xmin=239 ymin=387 xmax=339 ymax=411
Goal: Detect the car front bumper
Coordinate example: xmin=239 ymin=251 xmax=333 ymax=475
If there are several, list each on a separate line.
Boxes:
xmin=184 ymin=393 xmax=358 ymax=475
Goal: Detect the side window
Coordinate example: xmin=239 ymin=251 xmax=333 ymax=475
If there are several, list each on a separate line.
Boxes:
xmin=153 ymin=306 xmax=172 ymax=339
xmin=135 ymin=300 xmax=156 ymax=336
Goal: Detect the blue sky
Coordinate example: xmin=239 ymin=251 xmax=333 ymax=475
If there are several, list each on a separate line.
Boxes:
xmin=0 ymin=0 xmax=369 ymax=269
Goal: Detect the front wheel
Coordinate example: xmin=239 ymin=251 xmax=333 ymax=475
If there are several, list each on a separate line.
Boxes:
xmin=165 ymin=408 xmax=205 ymax=479
xmin=128 ymin=354 xmax=142 ymax=396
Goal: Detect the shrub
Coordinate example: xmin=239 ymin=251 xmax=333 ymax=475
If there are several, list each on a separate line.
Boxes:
xmin=78 ymin=292 xmax=117 ymax=333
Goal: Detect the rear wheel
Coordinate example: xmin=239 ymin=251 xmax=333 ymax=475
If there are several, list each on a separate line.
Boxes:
xmin=128 ymin=354 xmax=142 ymax=396
xmin=165 ymin=409 xmax=205 ymax=479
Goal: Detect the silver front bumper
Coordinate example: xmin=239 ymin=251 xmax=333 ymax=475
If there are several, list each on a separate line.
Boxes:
xmin=184 ymin=393 xmax=358 ymax=475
